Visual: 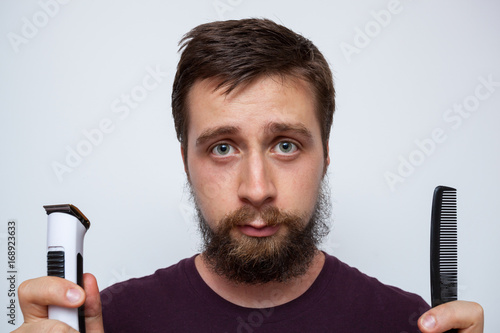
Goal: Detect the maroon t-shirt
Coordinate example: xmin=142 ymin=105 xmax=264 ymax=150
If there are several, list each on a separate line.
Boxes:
xmin=101 ymin=253 xmax=429 ymax=332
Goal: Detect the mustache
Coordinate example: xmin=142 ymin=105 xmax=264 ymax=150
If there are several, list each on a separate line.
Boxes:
xmin=217 ymin=206 xmax=302 ymax=232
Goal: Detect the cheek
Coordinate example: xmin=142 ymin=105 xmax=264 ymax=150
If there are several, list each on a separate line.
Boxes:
xmin=189 ymin=162 xmax=237 ymax=219
xmin=277 ymin=158 xmax=324 ymax=213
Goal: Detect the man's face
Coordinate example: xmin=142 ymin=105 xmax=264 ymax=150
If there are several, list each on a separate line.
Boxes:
xmin=184 ymin=75 xmax=329 ymax=282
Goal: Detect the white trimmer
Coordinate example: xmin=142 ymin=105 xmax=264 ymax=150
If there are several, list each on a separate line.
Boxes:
xmin=44 ymin=204 xmax=90 ymax=332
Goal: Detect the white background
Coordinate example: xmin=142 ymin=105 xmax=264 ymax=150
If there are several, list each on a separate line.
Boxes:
xmin=1 ymin=0 xmax=499 ymax=331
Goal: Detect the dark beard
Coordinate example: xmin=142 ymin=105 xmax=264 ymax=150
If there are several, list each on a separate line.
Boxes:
xmin=193 ymin=180 xmax=331 ymax=285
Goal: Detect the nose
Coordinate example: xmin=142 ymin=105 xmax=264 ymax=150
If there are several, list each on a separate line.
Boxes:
xmin=237 ymin=151 xmax=277 ymax=208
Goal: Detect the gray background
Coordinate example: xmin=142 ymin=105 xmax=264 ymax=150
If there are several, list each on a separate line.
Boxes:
xmin=1 ymin=0 xmax=499 ymax=331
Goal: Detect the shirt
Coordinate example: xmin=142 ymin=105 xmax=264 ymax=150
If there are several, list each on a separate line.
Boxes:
xmin=101 ymin=253 xmax=429 ymax=332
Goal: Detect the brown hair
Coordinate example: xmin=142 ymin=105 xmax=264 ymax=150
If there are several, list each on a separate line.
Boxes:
xmin=172 ymin=18 xmax=335 ymax=161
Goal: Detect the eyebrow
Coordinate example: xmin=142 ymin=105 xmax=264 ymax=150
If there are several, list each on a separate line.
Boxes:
xmin=195 ymin=122 xmax=313 ymax=147
xmin=196 ymin=125 xmax=240 ymax=147
xmin=265 ymin=122 xmax=313 ymax=140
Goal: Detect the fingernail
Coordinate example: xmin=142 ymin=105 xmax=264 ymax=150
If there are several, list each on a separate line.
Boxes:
xmin=421 ymin=314 xmax=437 ymax=329
xmin=66 ymin=288 xmax=82 ymax=304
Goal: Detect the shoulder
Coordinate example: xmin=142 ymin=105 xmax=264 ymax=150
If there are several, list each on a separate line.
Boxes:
xmin=101 ymin=255 xmax=193 ymax=303
xmin=100 ymin=255 xmax=197 ymax=332
xmin=320 ymin=253 xmax=429 ymax=330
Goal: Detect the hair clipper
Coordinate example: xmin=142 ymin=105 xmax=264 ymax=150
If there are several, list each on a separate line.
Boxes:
xmin=44 ymin=204 xmax=90 ymax=332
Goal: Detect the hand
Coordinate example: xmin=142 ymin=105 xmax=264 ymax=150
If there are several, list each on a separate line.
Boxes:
xmin=418 ymin=300 xmax=484 ymax=333
xmin=12 ymin=273 xmax=104 ymax=332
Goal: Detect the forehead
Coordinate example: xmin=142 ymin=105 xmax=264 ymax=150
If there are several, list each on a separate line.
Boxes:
xmin=185 ymin=76 xmax=320 ymax=140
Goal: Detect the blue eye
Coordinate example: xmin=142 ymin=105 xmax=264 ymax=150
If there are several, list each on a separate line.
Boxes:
xmin=212 ymin=144 xmax=233 ymax=156
xmin=275 ymin=141 xmax=297 ymax=154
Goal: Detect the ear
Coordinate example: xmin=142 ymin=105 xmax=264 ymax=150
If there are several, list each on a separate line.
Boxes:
xmin=323 ymin=141 xmax=330 ymax=175
xmin=181 ymin=145 xmax=189 ymax=177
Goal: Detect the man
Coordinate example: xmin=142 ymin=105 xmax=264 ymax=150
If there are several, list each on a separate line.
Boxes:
xmin=15 ymin=19 xmax=483 ymax=332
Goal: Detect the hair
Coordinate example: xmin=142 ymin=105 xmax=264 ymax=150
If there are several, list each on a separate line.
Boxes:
xmin=171 ymin=18 xmax=335 ymax=162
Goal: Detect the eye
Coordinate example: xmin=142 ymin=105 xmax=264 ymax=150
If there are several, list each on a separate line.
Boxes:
xmin=274 ymin=141 xmax=297 ymax=154
xmin=212 ymin=143 xmax=234 ymax=156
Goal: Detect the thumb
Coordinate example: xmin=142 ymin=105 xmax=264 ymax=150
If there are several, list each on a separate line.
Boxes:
xmin=82 ymin=273 xmax=104 ymax=332
xmin=418 ymin=301 xmax=484 ymax=333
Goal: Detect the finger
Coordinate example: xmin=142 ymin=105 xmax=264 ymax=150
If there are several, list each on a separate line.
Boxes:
xmin=418 ymin=300 xmax=484 ymax=333
xmin=82 ymin=273 xmax=104 ymax=332
xmin=18 ymin=276 xmax=85 ymax=323
xmin=11 ymin=319 xmax=79 ymax=333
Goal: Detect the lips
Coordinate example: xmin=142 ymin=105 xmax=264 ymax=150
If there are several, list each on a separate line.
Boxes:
xmin=237 ymin=223 xmax=280 ymax=237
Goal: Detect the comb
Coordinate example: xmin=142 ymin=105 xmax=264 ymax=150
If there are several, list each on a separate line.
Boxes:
xmin=430 ymin=186 xmax=458 ymax=332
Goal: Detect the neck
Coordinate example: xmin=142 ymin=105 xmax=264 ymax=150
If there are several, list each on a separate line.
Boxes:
xmin=194 ymin=250 xmax=325 ymax=308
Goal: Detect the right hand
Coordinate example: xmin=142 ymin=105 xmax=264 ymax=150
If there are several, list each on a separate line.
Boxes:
xmin=12 ymin=273 xmax=104 ymax=332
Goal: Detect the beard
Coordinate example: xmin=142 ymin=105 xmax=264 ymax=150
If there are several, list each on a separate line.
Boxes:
xmin=191 ymin=179 xmax=331 ymax=285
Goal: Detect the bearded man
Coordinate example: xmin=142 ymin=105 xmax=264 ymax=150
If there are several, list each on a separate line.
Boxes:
xmin=15 ymin=19 xmax=483 ymax=333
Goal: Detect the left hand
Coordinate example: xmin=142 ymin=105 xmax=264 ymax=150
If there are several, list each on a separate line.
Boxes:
xmin=418 ymin=300 xmax=484 ymax=333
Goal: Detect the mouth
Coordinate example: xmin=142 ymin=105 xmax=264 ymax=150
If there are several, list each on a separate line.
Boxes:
xmin=236 ymin=219 xmax=281 ymax=237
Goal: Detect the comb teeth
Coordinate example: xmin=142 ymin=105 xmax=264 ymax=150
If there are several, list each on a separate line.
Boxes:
xmin=431 ymin=186 xmax=458 ymax=307
xmin=439 ymin=188 xmax=457 ymax=302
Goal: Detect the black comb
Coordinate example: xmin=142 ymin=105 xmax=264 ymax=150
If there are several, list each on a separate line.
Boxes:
xmin=430 ymin=186 xmax=458 ymax=333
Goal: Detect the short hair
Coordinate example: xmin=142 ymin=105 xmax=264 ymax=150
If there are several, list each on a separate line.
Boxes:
xmin=171 ymin=18 xmax=335 ymax=160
